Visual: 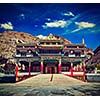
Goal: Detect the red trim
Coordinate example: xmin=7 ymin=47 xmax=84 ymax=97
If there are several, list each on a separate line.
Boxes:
xmin=28 ymin=66 xmax=31 ymax=76
xmin=83 ymin=66 xmax=86 ymax=81
xmin=58 ymin=64 xmax=61 ymax=73
xmin=70 ymin=66 xmax=73 ymax=77
xmin=40 ymin=62 xmax=43 ymax=73
xmin=15 ymin=64 xmax=18 ymax=81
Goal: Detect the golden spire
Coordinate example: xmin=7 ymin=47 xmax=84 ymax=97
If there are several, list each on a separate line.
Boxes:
xmin=82 ymin=38 xmax=85 ymax=45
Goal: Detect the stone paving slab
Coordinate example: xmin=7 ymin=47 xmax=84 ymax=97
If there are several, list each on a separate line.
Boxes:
xmin=0 ymin=74 xmax=100 ymax=96
xmin=0 ymin=84 xmax=100 ymax=96
xmin=15 ymin=74 xmax=87 ymax=87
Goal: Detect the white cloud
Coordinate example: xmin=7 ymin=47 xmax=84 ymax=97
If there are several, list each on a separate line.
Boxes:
xmin=20 ymin=13 xmax=25 ymax=19
xmin=43 ymin=20 xmax=67 ymax=28
xmin=36 ymin=35 xmax=47 ymax=39
xmin=63 ymin=12 xmax=75 ymax=17
xmin=20 ymin=14 xmax=24 ymax=17
xmin=47 ymin=18 xmax=51 ymax=21
xmin=0 ymin=22 xmax=13 ymax=30
xmin=75 ymin=22 xmax=96 ymax=28
xmin=42 ymin=25 xmax=47 ymax=29
xmin=72 ymin=21 xmax=96 ymax=33
xmin=72 ymin=28 xmax=81 ymax=33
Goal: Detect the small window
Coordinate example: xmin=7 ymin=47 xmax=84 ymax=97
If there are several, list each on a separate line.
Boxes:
xmin=16 ymin=46 xmax=23 ymax=48
xmin=79 ymin=46 xmax=84 ymax=48
xmin=25 ymin=46 xmax=35 ymax=48
xmin=46 ymin=42 xmax=50 ymax=45
xmin=58 ymin=42 xmax=61 ymax=45
xmin=52 ymin=42 xmax=56 ymax=45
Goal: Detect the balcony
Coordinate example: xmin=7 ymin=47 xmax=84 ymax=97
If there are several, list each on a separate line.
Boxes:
xmin=40 ymin=53 xmax=61 ymax=56
xmin=26 ymin=54 xmax=33 ymax=57
xmin=68 ymin=54 xmax=75 ymax=57
xmin=63 ymin=54 xmax=86 ymax=58
xmin=14 ymin=54 xmax=34 ymax=58
xmin=40 ymin=44 xmax=63 ymax=48
xmin=80 ymin=55 xmax=85 ymax=57
xmin=15 ymin=54 xmax=21 ymax=57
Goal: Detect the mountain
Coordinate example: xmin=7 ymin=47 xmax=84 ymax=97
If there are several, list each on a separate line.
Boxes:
xmin=0 ymin=31 xmax=72 ymax=59
xmin=0 ymin=31 xmax=39 ymax=58
xmin=87 ymin=45 xmax=100 ymax=65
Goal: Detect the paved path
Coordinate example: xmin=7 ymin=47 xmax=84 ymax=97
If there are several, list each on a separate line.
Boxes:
xmin=15 ymin=74 xmax=87 ymax=87
xmin=0 ymin=74 xmax=100 ymax=96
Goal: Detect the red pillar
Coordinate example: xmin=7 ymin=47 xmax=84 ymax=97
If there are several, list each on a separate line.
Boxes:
xmin=15 ymin=64 xmax=18 ymax=81
xmin=70 ymin=62 xmax=73 ymax=77
xmin=28 ymin=62 xmax=31 ymax=76
xmin=41 ymin=61 xmax=43 ymax=73
xmin=83 ymin=62 xmax=86 ymax=81
xmin=58 ymin=59 xmax=61 ymax=73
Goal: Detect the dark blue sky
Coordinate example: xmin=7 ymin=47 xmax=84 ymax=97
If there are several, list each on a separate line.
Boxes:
xmin=0 ymin=3 xmax=100 ymax=50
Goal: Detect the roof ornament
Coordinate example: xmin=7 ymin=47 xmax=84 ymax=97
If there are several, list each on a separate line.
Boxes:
xmin=45 ymin=33 xmax=57 ymax=40
xmin=82 ymin=38 xmax=85 ymax=45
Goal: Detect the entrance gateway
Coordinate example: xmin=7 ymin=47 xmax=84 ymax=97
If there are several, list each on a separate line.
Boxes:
xmin=41 ymin=55 xmax=61 ymax=74
xmin=43 ymin=60 xmax=59 ymax=74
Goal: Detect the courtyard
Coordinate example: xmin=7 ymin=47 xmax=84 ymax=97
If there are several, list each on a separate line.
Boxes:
xmin=0 ymin=74 xmax=100 ymax=96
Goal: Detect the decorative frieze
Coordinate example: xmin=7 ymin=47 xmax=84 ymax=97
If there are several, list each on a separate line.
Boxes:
xmin=41 ymin=56 xmax=61 ymax=61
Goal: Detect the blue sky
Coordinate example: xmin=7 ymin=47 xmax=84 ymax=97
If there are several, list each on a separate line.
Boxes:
xmin=0 ymin=3 xmax=100 ymax=50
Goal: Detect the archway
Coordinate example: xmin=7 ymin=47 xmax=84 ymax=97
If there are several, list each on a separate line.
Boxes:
xmin=43 ymin=59 xmax=59 ymax=74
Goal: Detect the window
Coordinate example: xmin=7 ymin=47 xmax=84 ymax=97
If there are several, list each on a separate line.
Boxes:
xmin=40 ymin=50 xmax=60 ymax=54
xmin=16 ymin=46 xmax=23 ymax=48
xmin=75 ymin=52 xmax=81 ymax=57
xmin=46 ymin=42 xmax=50 ymax=45
xmin=52 ymin=42 xmax=56 ymax=45
xmin=21 ymin=52 xmax=26 ymax=57
xmin=67 ymin=46 xmax=77 ymax=48
xmin=40 ymin=42 xmax=44 ymax=45
xmin=25 ymin=46 xmax=35 ymax=48
xmin=16 ymin=50 xmax=20 ymax=54
xmin=64 ymin=52 xmax=68 ymax=56
xmin=58 ymin=42 xmax=61 ymax=45
xmin=79 ymin=46 xmax=84 ymax=48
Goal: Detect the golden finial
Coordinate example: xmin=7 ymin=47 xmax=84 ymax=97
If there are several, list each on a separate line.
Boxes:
xmin=82 ymin=38 xmax=85 ymax=45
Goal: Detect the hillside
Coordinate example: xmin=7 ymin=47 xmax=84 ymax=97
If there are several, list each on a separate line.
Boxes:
xmin=87 ymin=45 xmax=100 ymax=65
xmin=0 ymin=31 xmax=39 ymax=58
xmin=0 ymin=31 xmax=72 ymax=58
